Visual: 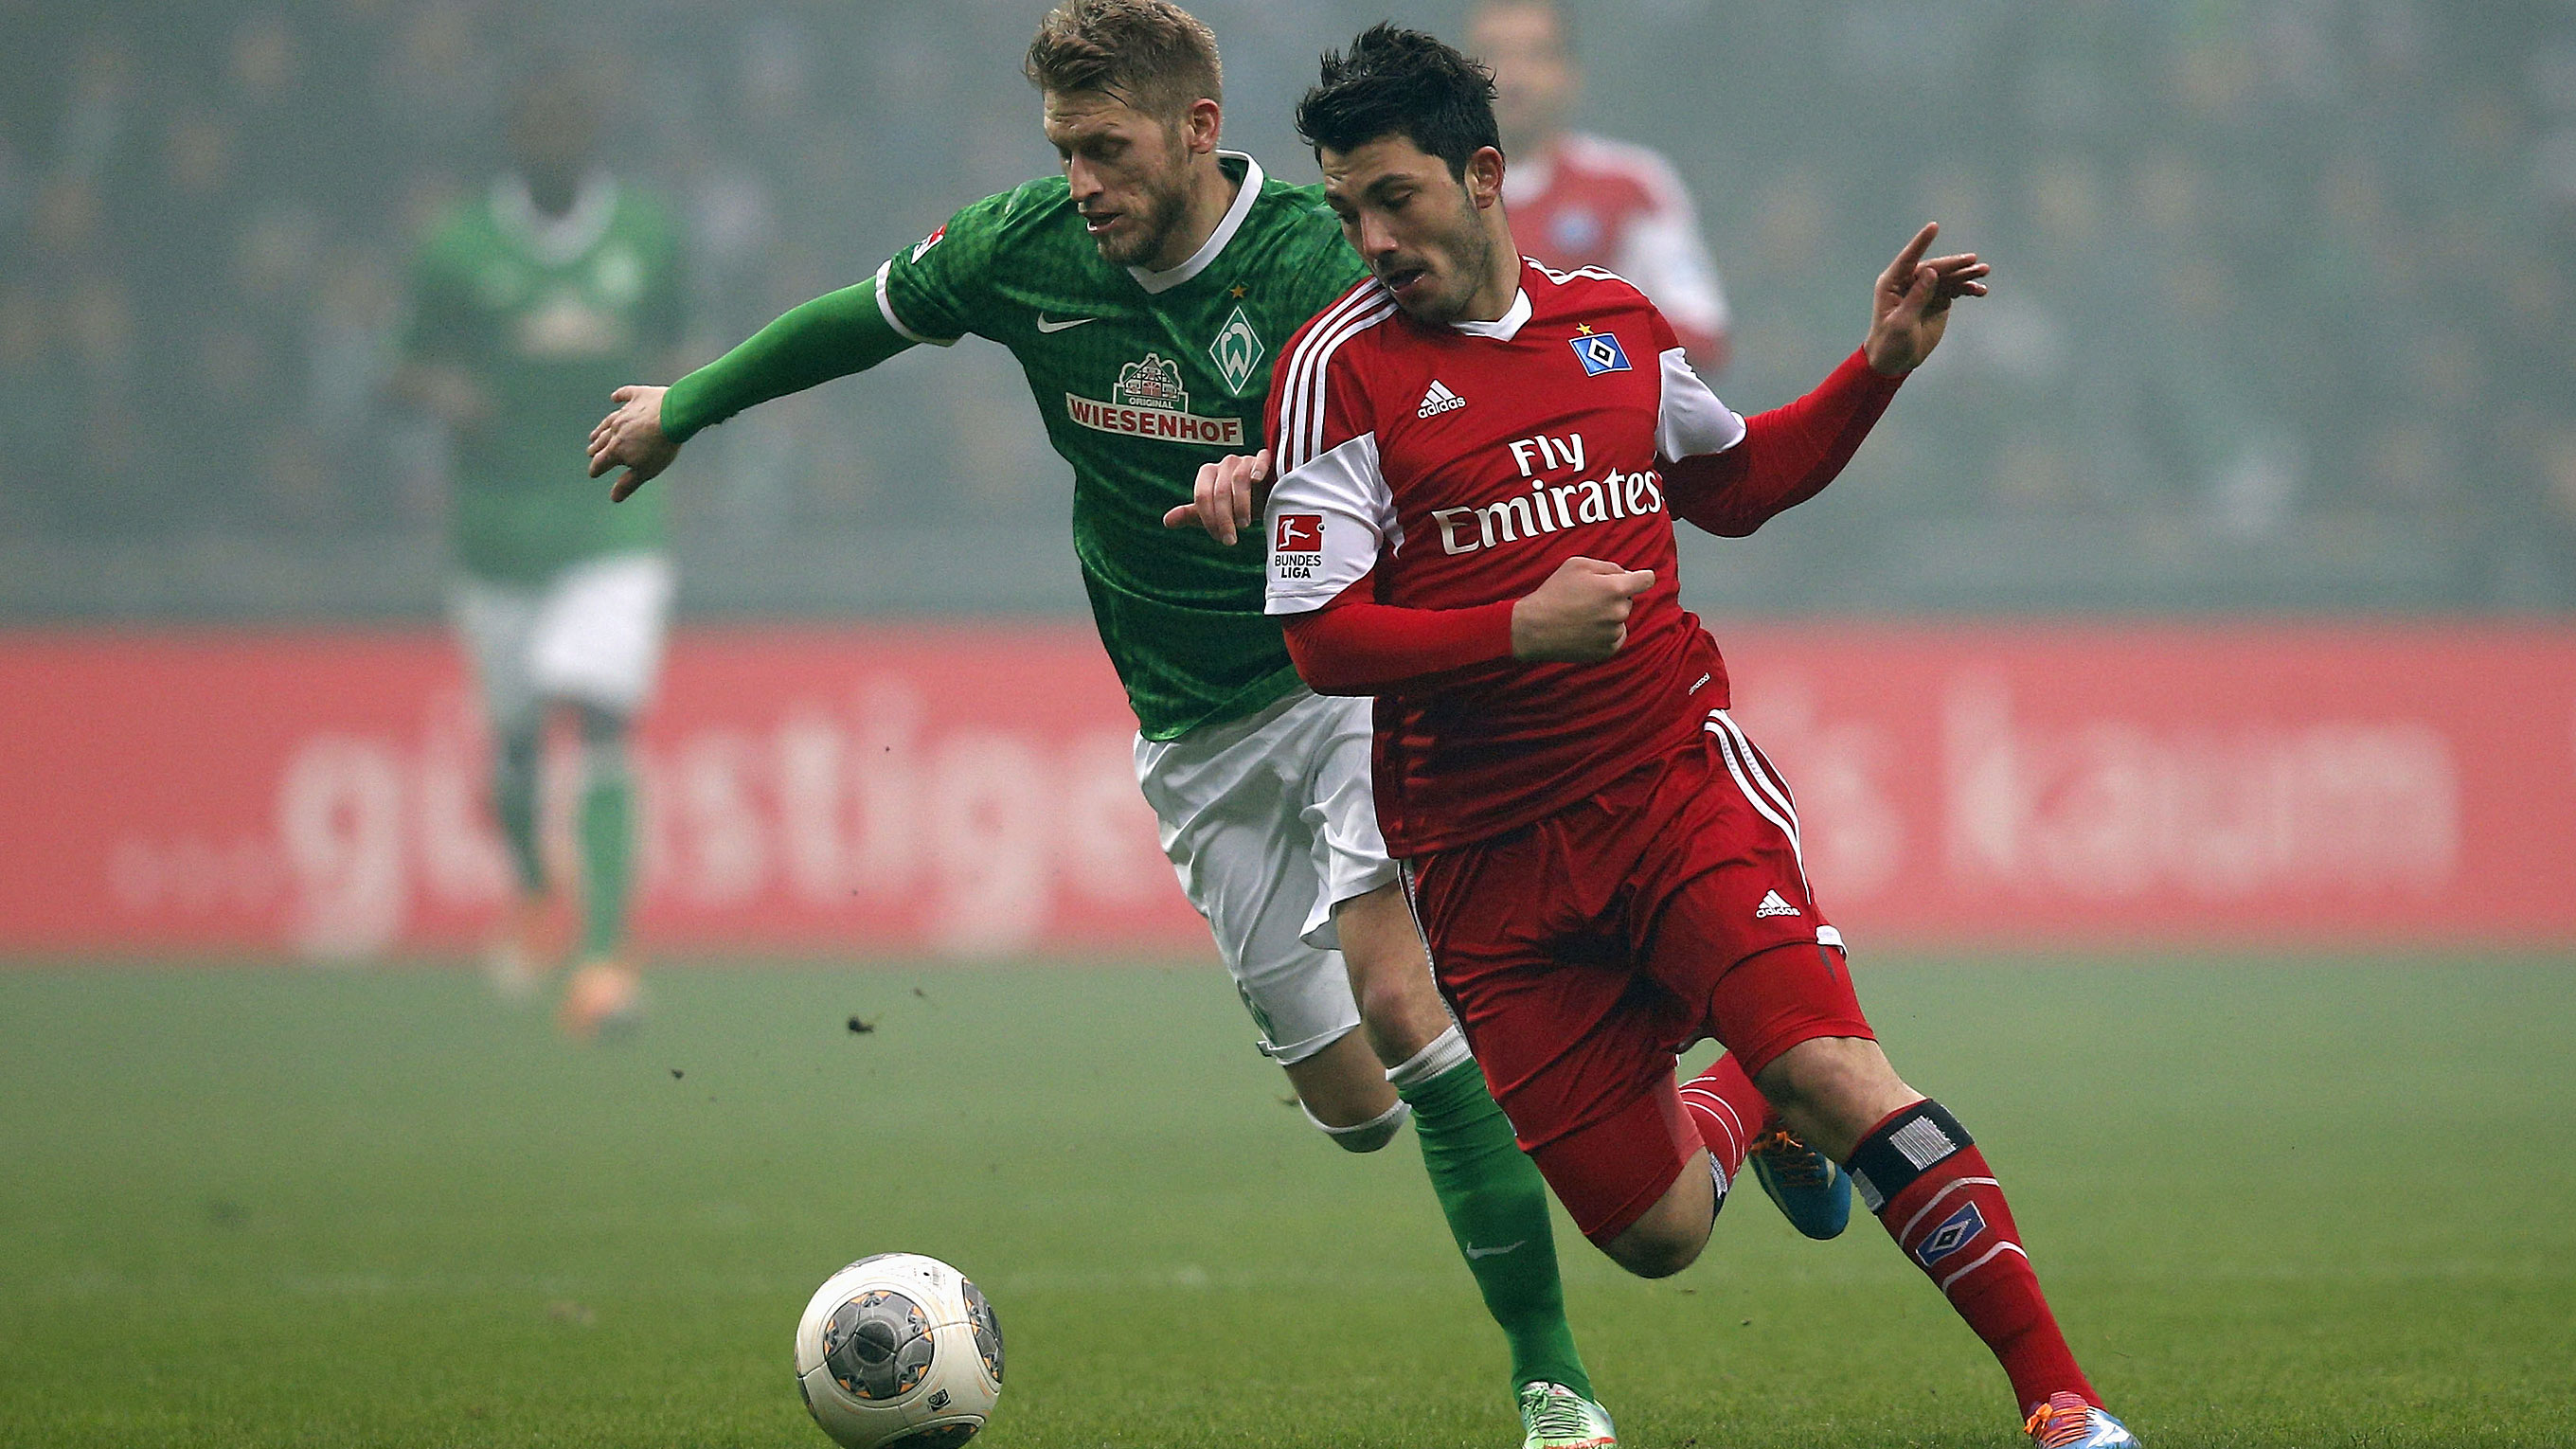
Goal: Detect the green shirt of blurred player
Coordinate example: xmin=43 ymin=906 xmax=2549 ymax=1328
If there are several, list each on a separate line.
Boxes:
xmin=583 ymin=3 xmax=1617 ymax=1432
xmin=402 ymin=72 xmax=686 ymax=1037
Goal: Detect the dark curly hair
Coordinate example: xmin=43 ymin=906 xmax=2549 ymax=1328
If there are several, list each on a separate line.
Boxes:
xmin=1296 ymin=24 xmax=1501 ymax=180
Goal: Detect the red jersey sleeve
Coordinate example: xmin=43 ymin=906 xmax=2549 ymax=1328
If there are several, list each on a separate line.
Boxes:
xmin=1663 ymin=348 xmax=1903 ymax=537
xmin=1279 ymin=573 xmax=1517 ymax=695
xmin=1262 ymin=283 xmax=1401 ymax=617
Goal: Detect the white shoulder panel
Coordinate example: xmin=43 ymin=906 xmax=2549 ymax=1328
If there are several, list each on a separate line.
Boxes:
xmin=1656 ymin=347 xmax=1745 ymax=461
xmin=1264 ymin=431 xmax=1394 ymax=615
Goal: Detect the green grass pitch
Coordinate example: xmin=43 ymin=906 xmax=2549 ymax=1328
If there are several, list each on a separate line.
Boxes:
xmin=3 ymin=956 xmax=2570 ymax=1448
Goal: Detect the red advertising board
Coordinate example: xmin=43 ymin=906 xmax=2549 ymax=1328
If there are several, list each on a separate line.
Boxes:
xmin=4 ymin=622 xmax=2572 ymax=959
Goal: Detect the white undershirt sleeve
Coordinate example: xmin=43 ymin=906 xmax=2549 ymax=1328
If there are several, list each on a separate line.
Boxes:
xmin=1655 ymin=348 xmax=1746 ymax=462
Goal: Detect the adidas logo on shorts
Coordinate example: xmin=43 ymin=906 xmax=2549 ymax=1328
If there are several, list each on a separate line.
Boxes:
xmin=1417 ymin=379 xmax=1468 ymax=418
xmin=1755 ymin=889 xmax=1801 ymax=919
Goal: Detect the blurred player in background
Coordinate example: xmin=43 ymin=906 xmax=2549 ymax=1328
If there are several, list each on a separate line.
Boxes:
xmin=1469 ymin=0 xmax=1733 ymax=373
xmin=584 ymin=5 xmax=1844 ymax=1441
xmin=400 ymin=67 xmax=688 ymax=1038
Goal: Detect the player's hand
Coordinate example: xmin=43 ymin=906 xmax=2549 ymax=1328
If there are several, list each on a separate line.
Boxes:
xmin=586 ymin=385 xmax=680 ymax=502
xmin=1161 ymin=449 xmax=1272 ymax=546
xmin=1511 ymin=556 xmax=1656 ymax=662
xmin=1862 ymin=223 xmax=1990 ymax=376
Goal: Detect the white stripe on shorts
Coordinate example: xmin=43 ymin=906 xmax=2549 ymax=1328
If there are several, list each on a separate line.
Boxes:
xmin=1704 ymin=710 xmax=1807 ymax=889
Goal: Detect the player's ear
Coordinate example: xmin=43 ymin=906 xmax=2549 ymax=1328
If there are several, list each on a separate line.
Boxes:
xmin=1466 ymin=147 xmax=1507 ymax=210
xmin=1180 ymin=97 xmax=1222 ymax=156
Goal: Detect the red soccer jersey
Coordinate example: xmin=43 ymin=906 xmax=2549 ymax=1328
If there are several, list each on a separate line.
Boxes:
xmin=1262 ymin=259 xmax=1749 ymax=856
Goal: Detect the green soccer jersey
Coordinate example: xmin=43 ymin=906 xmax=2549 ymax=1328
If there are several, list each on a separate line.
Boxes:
xmin=406 ymin=174 xmax=686 ymax=584
xmin=878 ymin=152 xmax=1369 ymax=740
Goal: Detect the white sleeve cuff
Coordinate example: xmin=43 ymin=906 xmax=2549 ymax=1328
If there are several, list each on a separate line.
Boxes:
xmin=874 ymin=259 xmax=958 ymax=347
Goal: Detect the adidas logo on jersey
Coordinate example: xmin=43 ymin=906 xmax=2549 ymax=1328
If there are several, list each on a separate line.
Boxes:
xmin=1755 ymin=889 xmax=1801 ymax=919
xmin=1417 ymin=380 xmax=1468 ymax=419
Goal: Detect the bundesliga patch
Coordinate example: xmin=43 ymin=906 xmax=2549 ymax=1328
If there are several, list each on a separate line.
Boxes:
xmin=1913 ymin=1200 xmax=1988 ymax=1269
xmin=1569 ymin=329 xmax=1632 ymax=376
xmin=1273 ymin=513 xmax=1325 ymax=581
xmin=909 ymin=224 xmax=946 ymax=262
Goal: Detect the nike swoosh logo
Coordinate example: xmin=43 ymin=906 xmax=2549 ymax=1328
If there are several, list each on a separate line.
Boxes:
xmin=1035 ymin=314 xmax=1097 ymax=332
xmin=1464 ymin=1241 xmax=1527 ymax=1260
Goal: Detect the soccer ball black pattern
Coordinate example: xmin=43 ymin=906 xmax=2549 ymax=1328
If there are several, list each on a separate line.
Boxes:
xmin=959 ymin=1278 xmax=1003 ymax=1385
xmin=823 ymin=1289 xmax=935 ymax=1401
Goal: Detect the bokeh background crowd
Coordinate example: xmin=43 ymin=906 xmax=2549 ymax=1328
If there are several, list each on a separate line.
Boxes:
xmin=8 ymin=0 xmax=2572 ymax=622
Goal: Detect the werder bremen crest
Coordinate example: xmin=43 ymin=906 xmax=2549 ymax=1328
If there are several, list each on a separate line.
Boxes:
xmin=1208 ymin=305 xmax=1264 ymax=396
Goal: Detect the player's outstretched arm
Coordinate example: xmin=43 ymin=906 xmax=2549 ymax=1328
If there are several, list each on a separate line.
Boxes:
xmin=1861 ymin=222 xmax=1988 ymax=376
xmin=1162 ymin=449 xmax=1272 ymax=546
xmin=1663 ymin=224 xmax=1991 ymax=537
xmin=584 ymin=277 xmax=921 ymax=501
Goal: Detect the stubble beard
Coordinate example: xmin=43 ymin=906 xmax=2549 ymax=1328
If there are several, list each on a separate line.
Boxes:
xmin=1094 ymin=135 xmax=1196 ymax=269
xmin=1402 ymin=204 xmax=1499 ymax=327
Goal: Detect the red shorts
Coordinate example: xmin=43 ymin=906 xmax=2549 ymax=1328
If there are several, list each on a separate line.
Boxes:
xmin=1403 ymin=709 xmax=1874 ymax=1243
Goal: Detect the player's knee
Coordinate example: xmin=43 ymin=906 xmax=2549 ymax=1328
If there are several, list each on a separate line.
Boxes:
xmin=1600 ymin=1217 xmax=1707 ymax=1279
xmin=1598 ymin=1151 xmax=1718 ymax=1278
xmin=1352 ymin=972 xmax=1441 ymax=1048
xmin=1757 ymin=1035 xmax=1890 ymax=1113
xmin=1754 ymin=1036 xmax=1917 ymax=1156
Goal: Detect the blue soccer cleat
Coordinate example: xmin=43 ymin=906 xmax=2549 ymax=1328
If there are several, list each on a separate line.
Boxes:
xmin=2025 ymin=1392 xmax=2142 ymax=1448
xmin=1744 ymin=1124 xmax=1852 ymax=1240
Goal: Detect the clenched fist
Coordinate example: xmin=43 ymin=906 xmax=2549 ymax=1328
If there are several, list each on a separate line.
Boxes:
xmin=1510 ymin=556 xmax=1656 ymax=662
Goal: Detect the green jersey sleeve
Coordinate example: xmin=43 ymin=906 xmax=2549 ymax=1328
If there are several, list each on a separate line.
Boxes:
xmin=660 ymin=278 xmax=915 ymax=442
xmin=875 ymin=187 xmax=1032 ymax=345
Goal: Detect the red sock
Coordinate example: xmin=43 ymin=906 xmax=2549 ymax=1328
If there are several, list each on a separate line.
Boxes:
xmin=1676 ymin=1052 xmax=1766 ymax=1188
xmin=1850 ymin=1100 xmax=2099 ymax=1417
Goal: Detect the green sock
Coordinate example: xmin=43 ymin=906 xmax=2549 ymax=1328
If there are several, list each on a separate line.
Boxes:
xmin=492 ymin=727 xmax=546 ymax=894
xmin=578 ymin=751 xmax=635 ymax=957
xmin=1398 ymin=1043 xmax=1595 ymax=1400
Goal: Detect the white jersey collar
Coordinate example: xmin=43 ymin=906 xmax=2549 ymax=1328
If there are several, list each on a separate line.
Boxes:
xmin=1449 ymin=285 xmax=1533 ymax=341
xmin=1128 ymin=151 xmax=1263 ymax=295
xmin=492 ymin=170 xmax=618 ymax=266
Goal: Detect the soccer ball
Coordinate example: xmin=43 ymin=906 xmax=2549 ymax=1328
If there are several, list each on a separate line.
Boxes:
xmin=795 ymin=1253 xmax=1003 ymax=1449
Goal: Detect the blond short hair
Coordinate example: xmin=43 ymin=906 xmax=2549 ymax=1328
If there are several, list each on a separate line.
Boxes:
xmin=1025 ymin=0 xmax=1223 ymax=117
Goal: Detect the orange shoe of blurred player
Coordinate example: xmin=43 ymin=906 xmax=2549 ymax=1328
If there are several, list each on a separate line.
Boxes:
xmin=557 ymin=955 xmax=643 ymax=1042
xmin=486 ymin=891 xmax=573 ymax=1000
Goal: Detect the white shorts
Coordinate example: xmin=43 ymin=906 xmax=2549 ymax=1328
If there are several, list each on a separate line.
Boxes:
xmin=1135 ymin=687 xmax=1400 ymax=1064
xmin=449 ymin=552 xmax=674 ymax=732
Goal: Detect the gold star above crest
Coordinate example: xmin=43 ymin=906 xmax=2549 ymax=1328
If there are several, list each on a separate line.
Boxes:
xmin=1229 ymin=284 xmax=1248 ymax=299
xmin=1576 ymin=323 xmax=1595 ymax=335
